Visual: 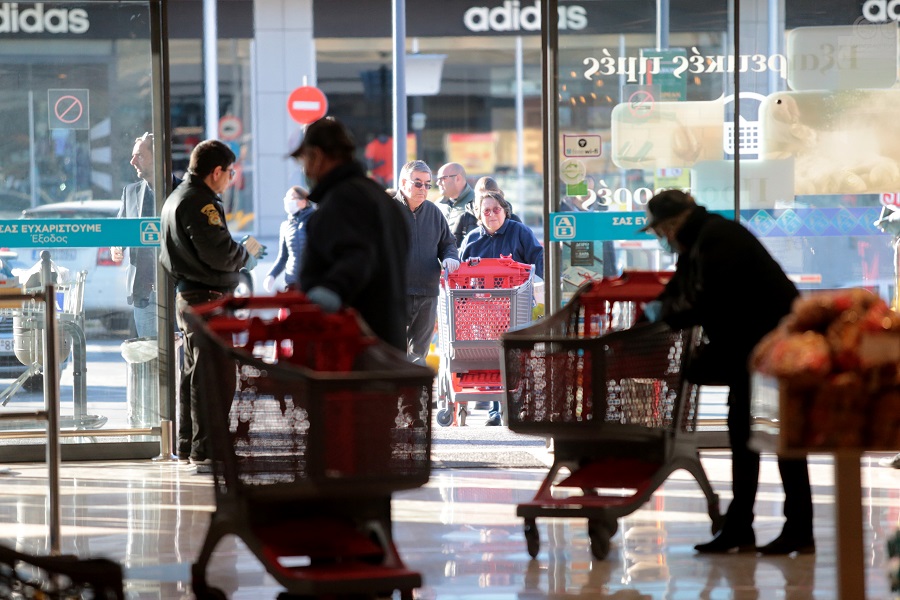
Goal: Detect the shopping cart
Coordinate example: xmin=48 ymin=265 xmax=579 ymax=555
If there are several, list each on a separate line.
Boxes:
xmin=436 ymin=256 xmax=535 ymax=427
xmin=500 ymin=271 xmax=722 ymax=560
xmin=186 ymin=292 xmax=434 ymax=600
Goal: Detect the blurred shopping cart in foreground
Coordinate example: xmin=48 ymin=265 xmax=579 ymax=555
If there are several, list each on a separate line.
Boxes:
xmin=187 ymin=292 xmax=434 ymax=600
xmin=501 ymin=271 xmax=723 ymax=559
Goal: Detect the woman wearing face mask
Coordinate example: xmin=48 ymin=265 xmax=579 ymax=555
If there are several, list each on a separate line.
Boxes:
xmin=264 ymin=186 xmax=315 ymax=292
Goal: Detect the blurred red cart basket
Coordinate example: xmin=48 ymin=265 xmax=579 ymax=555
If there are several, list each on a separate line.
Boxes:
xmin=185 ymin=292 xmax=434 ymax=600
xmin=500 ymin=272 xmax=722 ymax=560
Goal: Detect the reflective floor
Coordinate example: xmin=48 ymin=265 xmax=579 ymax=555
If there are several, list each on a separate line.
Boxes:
xmin=0 ymin=448 xmax=898 ymax=599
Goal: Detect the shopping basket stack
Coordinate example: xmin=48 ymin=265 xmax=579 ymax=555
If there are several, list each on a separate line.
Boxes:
xmin=185 ymin=292 xmax=434 ymax=600
xmin=436 ymin=256 xmax=535 ymax=426
xmin=500 ymin=271 xmax=722 ymax=560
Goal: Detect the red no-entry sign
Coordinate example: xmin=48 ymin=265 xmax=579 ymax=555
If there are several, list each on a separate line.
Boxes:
xmin=287 ymin=86 xmax=328 ymax=125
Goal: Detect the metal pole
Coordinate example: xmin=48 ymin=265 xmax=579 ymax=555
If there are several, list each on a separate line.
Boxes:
xmin=149 ymin=0 xmax=177 ymax=458
xmin=40 ymin=252 xmax=61 ymax=556
xmin=767 ymin=0 xmax=782 ymax=94
xmin=203 ymin=0 xmax=219 ymax=140
xmin=543 ymin=0 xmax=561 ymax=312
xmin=392 ymin=0 xmax=408 ymax=183
xmin=515 ymin=36 xmax=526 ymax=213
xmin=733 ymin=0 xmax=741 ymax=217
xmin=28 ymin=90 xmax=38 ymax=208
xmin=656 ymin=0 xmax=670 ymax=50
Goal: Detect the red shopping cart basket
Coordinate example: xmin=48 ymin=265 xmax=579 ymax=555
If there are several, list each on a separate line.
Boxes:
xmin=436 ymin=257 xmax=535 ymax=426
xmin=573 ymin=270 xmax=672 ymax=337
xmin=186 ymin=292 xmax=433 ymax=600
xmin=500 ymin=276 xmax=722 ymax=560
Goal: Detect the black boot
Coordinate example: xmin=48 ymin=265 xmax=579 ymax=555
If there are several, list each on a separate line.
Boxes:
xmin=757 ymin=530 xmax=815 ymax=555
xmin=694 ymin=527 xmax=756 ymax=554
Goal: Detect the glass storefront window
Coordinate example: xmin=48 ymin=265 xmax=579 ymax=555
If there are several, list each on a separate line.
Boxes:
xmin=548 ymin=3 xmax=897 ymax=306
xmin=0 ymin=1 xmax=164 ymax=455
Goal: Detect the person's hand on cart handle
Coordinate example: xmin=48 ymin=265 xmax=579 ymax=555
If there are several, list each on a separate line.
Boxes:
xmin=442 ymin=258 xmax=461 ymax=273
xmin=307 ymin=286 xmax=342 ymax=313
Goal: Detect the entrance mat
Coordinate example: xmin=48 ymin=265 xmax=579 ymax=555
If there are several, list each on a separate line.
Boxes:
xmin=430 ymin=449 xmax=548 ymax=469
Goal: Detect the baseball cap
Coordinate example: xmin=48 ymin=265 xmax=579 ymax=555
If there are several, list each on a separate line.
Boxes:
xmin=639 ymin=189 xmax=697 ymax=232
xmin=287 ymin=117 xmax=355 ymax=159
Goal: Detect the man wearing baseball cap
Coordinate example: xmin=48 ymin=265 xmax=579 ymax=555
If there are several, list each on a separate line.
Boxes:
xmin=288 ymin=116 xmax=410 ymax=354
xmin=641 ymin=189 xmax=814 ymax=556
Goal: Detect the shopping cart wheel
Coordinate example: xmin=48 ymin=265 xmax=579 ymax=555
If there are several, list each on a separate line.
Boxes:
xmin=524 ymin=518 xmax=540 ymax=558
xmin=436 ymin=408 xmax=453 ymax=427
xmin=588 ymin=519 xmax=612 ymax=560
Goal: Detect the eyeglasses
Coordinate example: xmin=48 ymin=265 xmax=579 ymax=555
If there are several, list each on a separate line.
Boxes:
xmin=411 ymin=181 xmax=433 ymax=190
xmin=482 ymin=207 xmax=504 ymax=216
xmin=436 ymin=174 xmax=457 ymax=183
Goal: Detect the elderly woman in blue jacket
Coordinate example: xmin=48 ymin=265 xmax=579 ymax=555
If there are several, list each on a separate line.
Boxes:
xmin=460 ymin=190 xmax=544 ymax=278
xmin=459 ymin=189 xmax=543 ymax=425
xmin=264 ymin=185 xmax=315 ymax=292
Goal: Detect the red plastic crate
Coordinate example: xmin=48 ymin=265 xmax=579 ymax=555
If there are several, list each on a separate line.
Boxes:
xmin=447 ymin=256 xmax=533 ymax=290
xmin=193 ymin=292 xmax=375 ymax=371
xmin=577 ymin=271 xmax=673 ymax=336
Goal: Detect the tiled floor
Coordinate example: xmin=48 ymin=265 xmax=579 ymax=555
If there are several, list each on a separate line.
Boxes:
xmin=0 ymin=448 xmax=898 ymax=599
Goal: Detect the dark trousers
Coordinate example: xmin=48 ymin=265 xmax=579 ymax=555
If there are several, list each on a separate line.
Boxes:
xmin=726 ymin=374 xmax=813 ymax=537
xmin=406 ymin=294 xmax=438 ymax=366
xmin=175 ymin=289 xmax=225 ymax=460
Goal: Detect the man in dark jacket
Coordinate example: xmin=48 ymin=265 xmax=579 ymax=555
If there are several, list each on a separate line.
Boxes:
xmin=643 ymin=190 xmax=813 ymax=556
xmin=160 ymin=139 xmax=264 ymax=469
xmin=111 ymin=132 xmax=180 ymax=338
xmin=291 ymin=117 xmax=410 ymax=354
xmin=436 ymin=162 xmax=477 ymax=248
xmin=394 ymin=160 xmax=460 ymax=365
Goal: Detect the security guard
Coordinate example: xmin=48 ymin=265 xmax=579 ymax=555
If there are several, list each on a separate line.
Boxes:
xmin=159 ymin=139 xmax=264 ymax=471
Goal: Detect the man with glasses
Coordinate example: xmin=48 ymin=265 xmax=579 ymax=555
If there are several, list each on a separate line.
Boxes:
xmin=436 ymin=162 xmax=478 ymax=247
xmin=640 ymin=189 xmax=814 ymax=556
xmin=159 ymin=139 xmax=265 ymax=471
xmin=394 ymin=160 xmax=460 ymax=365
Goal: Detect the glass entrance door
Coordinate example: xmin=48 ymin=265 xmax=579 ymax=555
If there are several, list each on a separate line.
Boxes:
xmin=0 ymin=1 xmax=169 ymax=460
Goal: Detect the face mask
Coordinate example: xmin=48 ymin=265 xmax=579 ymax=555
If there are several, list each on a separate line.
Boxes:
xmin=658 ymin=236 xmax=675 ymax=254
xmin=284 ymin=196 xmax=302 ymax=215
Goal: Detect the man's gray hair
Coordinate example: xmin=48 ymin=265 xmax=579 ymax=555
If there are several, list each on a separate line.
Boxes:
xmin=399 ymin=160 xmax=431 ymax=183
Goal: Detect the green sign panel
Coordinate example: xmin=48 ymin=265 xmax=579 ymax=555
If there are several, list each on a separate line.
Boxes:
xmin=0 ymin=218 xmax=160 ymax=248
xmin=640 ymin=48 xmax=687 ymax=102
xmin=549 ymin=211 xmax=735 ymax=241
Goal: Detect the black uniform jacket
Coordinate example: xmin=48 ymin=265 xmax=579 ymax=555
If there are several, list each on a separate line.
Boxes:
xmin=159 ymin=173 xmax=250 ymax=293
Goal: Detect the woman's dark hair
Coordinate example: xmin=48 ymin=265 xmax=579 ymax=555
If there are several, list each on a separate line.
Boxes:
xmin=476 ymin=190 xmax=511 ymax=221
xmin=188 ymin=139 xmax=237 ymax=178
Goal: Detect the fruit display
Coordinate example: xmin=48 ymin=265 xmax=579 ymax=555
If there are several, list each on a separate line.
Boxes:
xmin=751 ymin=288 xmax=900 ymax=450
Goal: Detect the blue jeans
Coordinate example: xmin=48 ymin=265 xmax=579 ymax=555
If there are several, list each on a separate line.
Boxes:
xmin=133 ymin=289 xmax=157 ymax=339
